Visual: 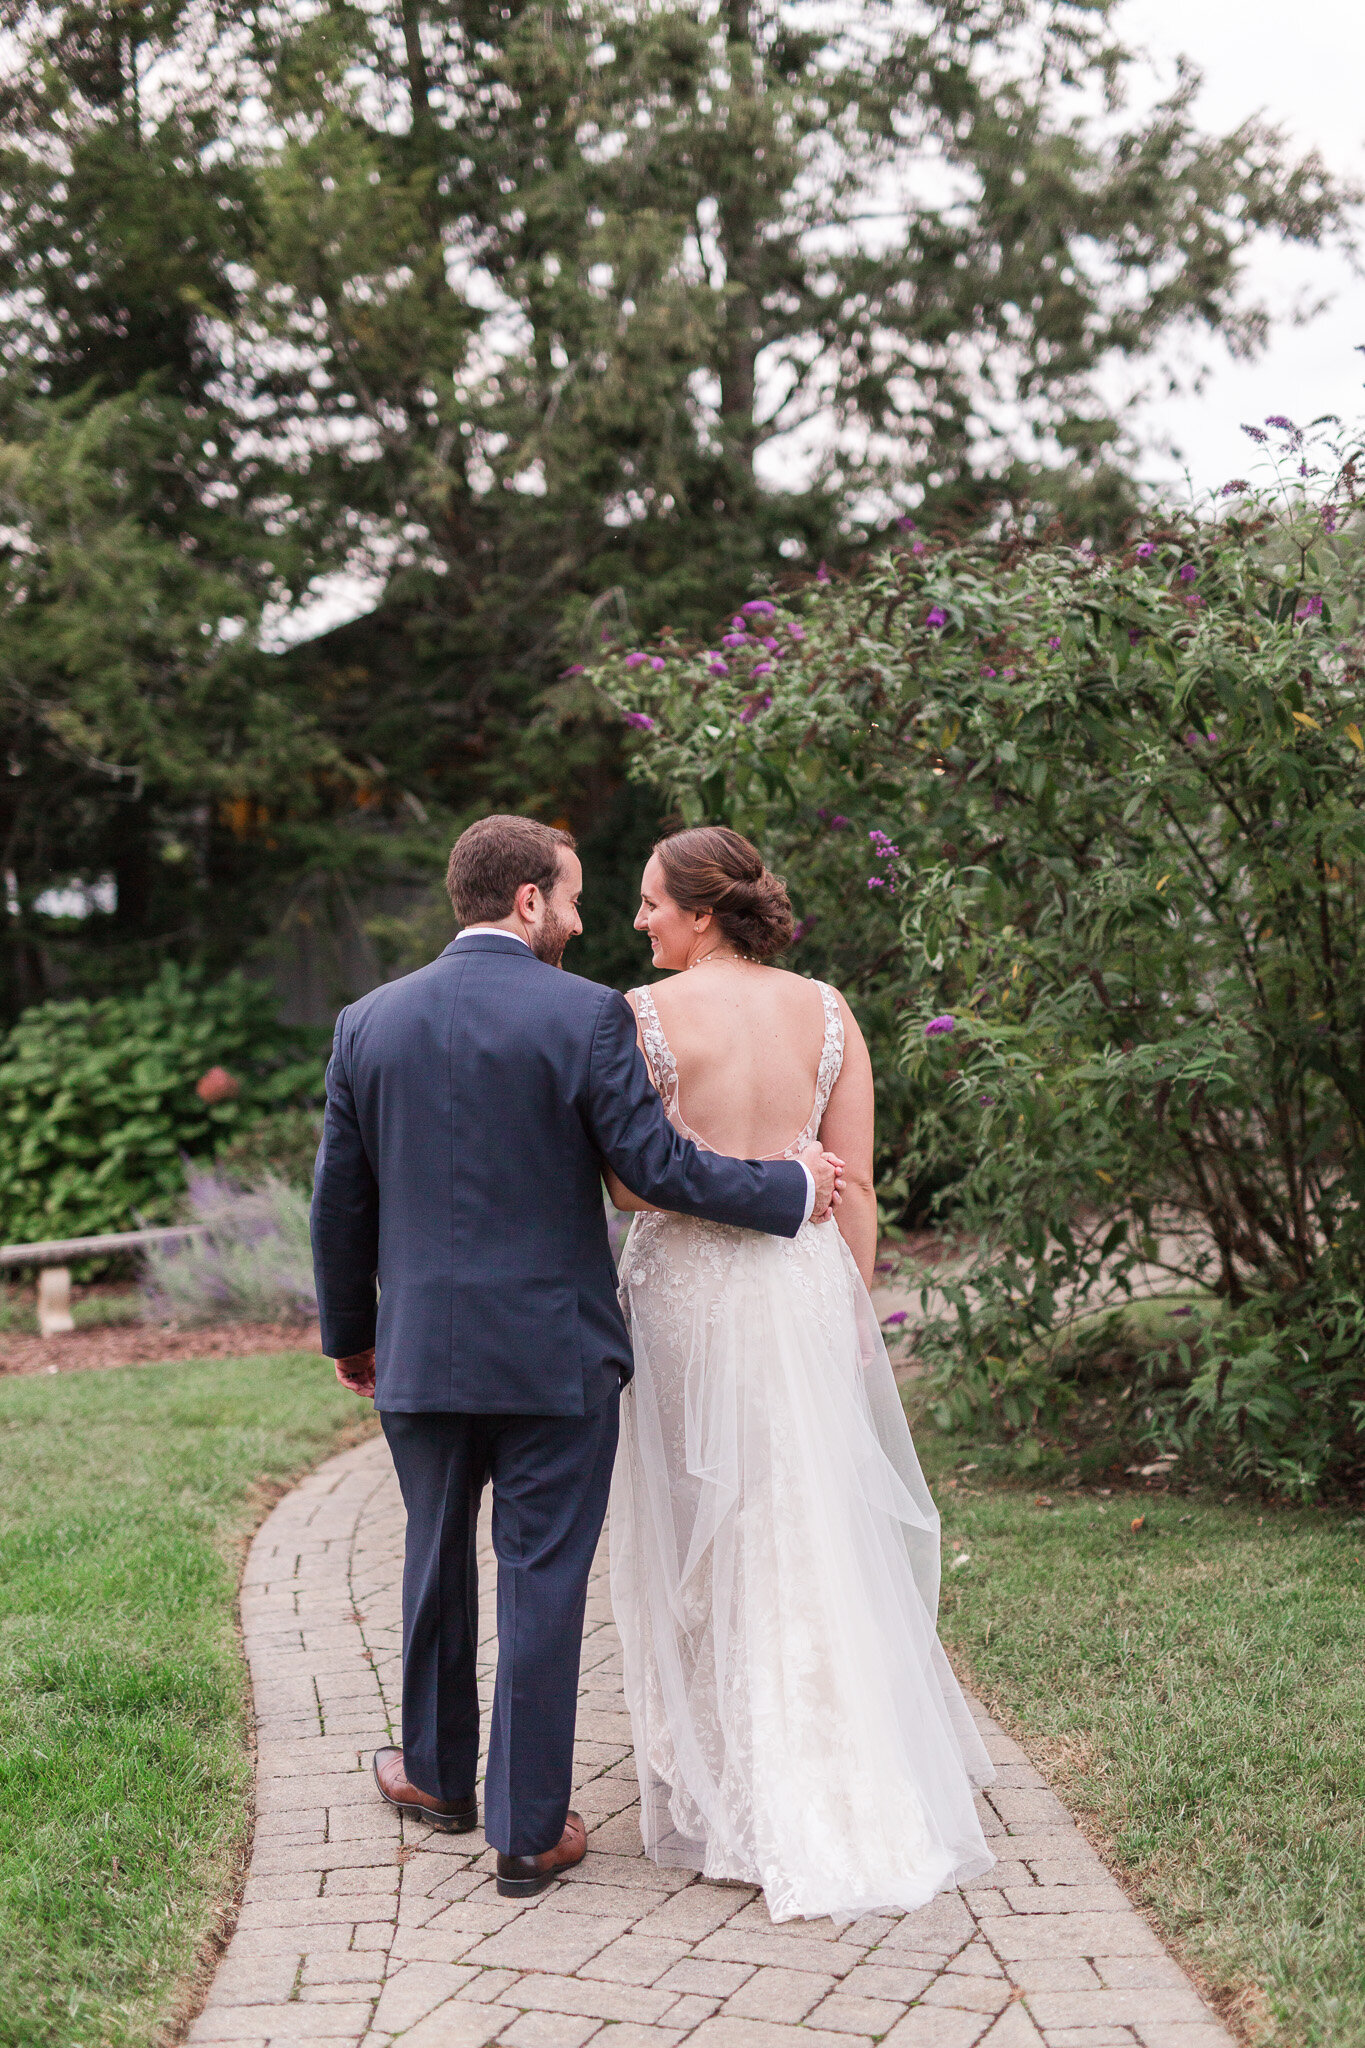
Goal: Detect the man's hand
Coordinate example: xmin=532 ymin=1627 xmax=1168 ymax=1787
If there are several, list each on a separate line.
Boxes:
xmin=799 ymin=1143 xmax=846 ymax=1224
xmin=335 ymin=1348 xmax=376 ymax=1399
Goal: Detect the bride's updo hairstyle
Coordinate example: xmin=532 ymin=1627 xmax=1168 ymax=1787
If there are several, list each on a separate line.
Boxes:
xmin=654 ymin=826 xmax=795 ymax=961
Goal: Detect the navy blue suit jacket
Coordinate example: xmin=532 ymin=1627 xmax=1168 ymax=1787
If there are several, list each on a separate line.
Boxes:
xmin=310 ymin=933 xmax=809 ymax=1415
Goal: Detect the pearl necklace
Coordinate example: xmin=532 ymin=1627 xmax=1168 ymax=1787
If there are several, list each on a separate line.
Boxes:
xmin=687 ymin=949 xmax=756 ymax=970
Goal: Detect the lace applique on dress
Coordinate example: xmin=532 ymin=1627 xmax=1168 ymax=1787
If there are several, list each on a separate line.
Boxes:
xmin=631 ymin=986 xmax=679 ymax=1118
xmin=783 ymin=981 xmax=844 ymax=1158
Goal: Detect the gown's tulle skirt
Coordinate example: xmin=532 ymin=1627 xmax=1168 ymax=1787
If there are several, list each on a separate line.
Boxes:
xmin=609 ymin=1212 xmax=996 ymax=1924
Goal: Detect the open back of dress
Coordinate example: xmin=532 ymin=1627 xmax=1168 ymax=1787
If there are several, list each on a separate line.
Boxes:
xmin=609 ymin=982 xmax=995 ymax=1923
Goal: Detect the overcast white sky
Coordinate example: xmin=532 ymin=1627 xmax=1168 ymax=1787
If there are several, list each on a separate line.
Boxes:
xmin=1118 ymin=0 xmax=1364 ymax=494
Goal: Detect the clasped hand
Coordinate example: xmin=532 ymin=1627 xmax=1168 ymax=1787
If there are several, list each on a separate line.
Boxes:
xmin=798 ymin=1142 xmax=846 ymax=1224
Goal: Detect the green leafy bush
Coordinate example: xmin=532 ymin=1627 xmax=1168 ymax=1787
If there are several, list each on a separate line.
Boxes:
xmin=214 ymin=1106 xmax=323 ymax=1192
xmin=605 ymin=418 xmax=1365 ymax=1495
xmin=0 ymin=966 xmax=325 ymax=1245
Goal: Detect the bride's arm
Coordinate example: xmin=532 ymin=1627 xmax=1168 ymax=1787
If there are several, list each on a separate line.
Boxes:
xmin=604 ymin=1166 xmax=659 ymax=1212
xmin=817 ymin=995 xmax=877 ymax=1287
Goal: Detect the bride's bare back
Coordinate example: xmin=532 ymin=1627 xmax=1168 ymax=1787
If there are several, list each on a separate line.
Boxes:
xmin=637 ymin=963 xmax=828 ymax=1157
xmin=616 ymin=960 xmax=878 ymax=1283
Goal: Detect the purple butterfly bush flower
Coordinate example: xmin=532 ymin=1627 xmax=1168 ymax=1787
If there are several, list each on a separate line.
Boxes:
xmin=790 ymin=916 xmax=815 ymax=943
xmin=1323 ymin=505 xmax=1339 ymax=534
xmin=560 ymin=663 xmax=585 ymax=677
xmin=978 ymin=1093 xmax=995 ymax=1106
xmin=1047 ymin=635 xmax=1062 ymax=650
xmin=896 ymin=516 xmax=915 ymax=532
xmin=624 ymin=651 xmax=647 ymax=668
xmin=1221 ymin=479 xmax=1249 ymax=498
xmin=1128 ymin=627 xmax=1141 ymax=643
xmin=649 ymin=655 xmax=666 ymax=671
xmin=1297 ymin=594 xmax=1324 ymax=619
xmin=869 ymin=828 xmax=900 ymax=858
xmin=787 ymin=623 xmax=806 ymax=641
xmin=1135 ymin=542 xmax=1156 ymax=559
xmin=912 ymin=539 xmax=927 ymax=557
xmin=762 ymin=636 xmax=780 ymax=651
xmin=925 ymin=1015 xmax=955 ymax=1037
xmin=1265 ymin=414 xmax=1296 ymax=433
xmin=816 ymin=561 xmax=831 ymax=583
xmin=752 ymin=661 xmax=773 ymax=677
xmin=883 ymin=1310 xmax=909 ymax=1326
xmin=742 ymin=600 xmax=776 ymax=618
xmin=867 ymin=876 xmax=886 ymax=889
xmin=731 ymin=616 xmax=746 ymax=630
xmin=1179 ymin=563 xmax=1198 ymax=583
xmin=1240 ymin=423 xmax=1268 ymax=443
xmin=708 ymin=659 xmax=729 ymax=676
xmin=623 ymin=711 xmax=655 ymax=731
xmin=830 ymin=814 xmax=850 ymax=829
xmin=981 ymin=665 xmax=997 ymax=677
xmin=926 ymin=606 xmax=947 ymax=629
xmin=722 ymin=632 xmax=748 ymax=648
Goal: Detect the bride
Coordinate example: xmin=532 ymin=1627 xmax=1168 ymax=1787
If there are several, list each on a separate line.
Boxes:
xmin=604 ymin=825 xmax=995 ymax=1924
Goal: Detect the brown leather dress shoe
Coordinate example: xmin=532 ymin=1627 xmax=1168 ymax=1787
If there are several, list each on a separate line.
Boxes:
xmin=495 ymin=1810 xmax=588 ymax=1896
xmin=372 ymin=1747 xmax=478 ymax=1833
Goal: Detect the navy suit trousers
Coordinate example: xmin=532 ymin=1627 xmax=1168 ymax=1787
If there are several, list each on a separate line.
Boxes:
xmin=381 ymin=1392 xmax=620 ymax=1858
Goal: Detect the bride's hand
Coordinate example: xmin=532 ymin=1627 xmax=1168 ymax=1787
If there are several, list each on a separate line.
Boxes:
xmin=799 ymin=1144 xmax=846 ymax=1223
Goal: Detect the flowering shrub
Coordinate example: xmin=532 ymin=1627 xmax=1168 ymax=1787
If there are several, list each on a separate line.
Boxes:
xmin=602 ymin=418 xmax=1365 ymax=1494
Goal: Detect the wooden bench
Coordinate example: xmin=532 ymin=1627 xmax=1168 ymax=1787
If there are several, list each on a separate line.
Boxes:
xmin=0 ymin=1227 xmax=207 ymax=1335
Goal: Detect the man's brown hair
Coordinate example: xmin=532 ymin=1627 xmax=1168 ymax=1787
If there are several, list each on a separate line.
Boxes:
xmin=446 ymin=815 xmax=576 ymax=926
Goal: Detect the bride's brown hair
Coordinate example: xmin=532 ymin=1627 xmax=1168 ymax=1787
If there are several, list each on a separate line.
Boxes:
xmin=654 ymin=826 xmax=795 ymax=960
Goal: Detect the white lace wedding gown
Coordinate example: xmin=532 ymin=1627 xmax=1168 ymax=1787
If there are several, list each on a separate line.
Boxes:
xmin=609 ymin=981 xmax=996 ymax=1924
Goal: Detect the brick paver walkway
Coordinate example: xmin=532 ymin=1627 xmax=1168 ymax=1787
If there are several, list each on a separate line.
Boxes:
xmin=191 ymin=1434 xmax=1233 ymax=2048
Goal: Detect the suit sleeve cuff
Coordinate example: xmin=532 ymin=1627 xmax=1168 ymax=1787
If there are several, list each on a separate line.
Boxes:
xmin=799 ymin=1161 xmax=817 ymax=1224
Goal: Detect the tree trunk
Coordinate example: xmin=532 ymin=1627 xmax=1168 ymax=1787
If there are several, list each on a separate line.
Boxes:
xmin=715 ymin=0 xmax=761 ymax=511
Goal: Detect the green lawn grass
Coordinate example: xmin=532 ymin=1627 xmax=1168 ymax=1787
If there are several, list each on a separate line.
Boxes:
xmin=0 ymin=1353 xmax=374 ymax=2048
xmin=917 ymin=1424 xmax=1365 ymax=2047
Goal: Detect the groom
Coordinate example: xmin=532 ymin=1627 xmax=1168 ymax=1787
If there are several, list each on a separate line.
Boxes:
xmin=311 ymin=814 xmax=839 ymax=1895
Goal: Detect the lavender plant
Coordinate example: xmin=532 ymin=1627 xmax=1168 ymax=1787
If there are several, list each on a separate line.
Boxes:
xmin=142 ymin=1172 xmax=316 ymax=1325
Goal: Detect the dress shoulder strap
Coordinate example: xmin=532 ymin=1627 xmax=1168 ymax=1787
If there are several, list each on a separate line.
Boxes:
xmin=630 ymin=986 xmax=679 ymax=1114
xmin=810 ymin=981 xmax=845 ymax=1129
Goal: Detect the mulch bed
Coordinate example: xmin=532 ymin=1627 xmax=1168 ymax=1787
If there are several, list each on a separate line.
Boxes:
xmin=0 ymin=1319 xmax=322 ymax=1378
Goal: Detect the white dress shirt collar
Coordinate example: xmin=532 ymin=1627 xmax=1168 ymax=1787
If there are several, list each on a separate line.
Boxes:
xmin=454 ymin=926 xmax=531 ymax=948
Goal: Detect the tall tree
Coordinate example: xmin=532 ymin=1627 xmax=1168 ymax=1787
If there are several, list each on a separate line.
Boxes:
xmin=0 ymin=0 xmax=1355 ymax=1006
xmin=239 ymin=0 xmax=1354 ymax=927
xmin=0 ymin=0 xmax=341 ymax=1011
xmin=242 ymin=0 xmax=1353 ymax=621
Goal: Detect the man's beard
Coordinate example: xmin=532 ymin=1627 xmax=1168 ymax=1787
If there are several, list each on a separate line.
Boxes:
xmin=530 ymin=907 xmax=572 ymax=967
